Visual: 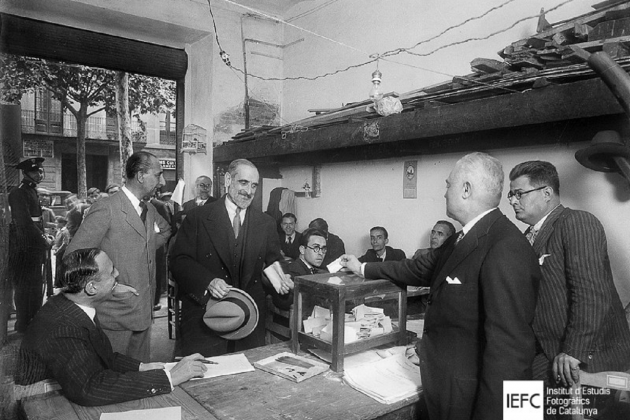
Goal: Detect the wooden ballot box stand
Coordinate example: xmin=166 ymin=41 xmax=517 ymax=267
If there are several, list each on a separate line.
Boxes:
xmin=291 ymin=272 xmax=407 ymax=372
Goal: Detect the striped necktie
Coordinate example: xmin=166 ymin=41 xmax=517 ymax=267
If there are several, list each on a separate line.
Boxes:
xmin=233 ymin=207 xmax=241 ymax=238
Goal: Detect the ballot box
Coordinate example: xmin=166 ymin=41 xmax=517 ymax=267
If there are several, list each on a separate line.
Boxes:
xmin=290 ymin=272 xmax=407 ymax=372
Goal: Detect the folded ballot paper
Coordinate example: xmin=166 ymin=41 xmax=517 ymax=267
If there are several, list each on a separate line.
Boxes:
xmin=303 ymin=304 xmax=393 ymax=343
xmin=263 ymin=261 xmax=287 ymax=293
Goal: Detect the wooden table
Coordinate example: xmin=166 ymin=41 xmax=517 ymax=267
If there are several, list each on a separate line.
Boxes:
xmin=21 ymin=343 xmax=421 ymax=420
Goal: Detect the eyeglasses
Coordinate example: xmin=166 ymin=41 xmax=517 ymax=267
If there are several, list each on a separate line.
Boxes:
xmin=305 ymin=245 xmax=327 ymax=254
xmin=507 ymin=186 xmax=547 ymax=201
xmin=197 ymin=183 xmax=211 ymax=189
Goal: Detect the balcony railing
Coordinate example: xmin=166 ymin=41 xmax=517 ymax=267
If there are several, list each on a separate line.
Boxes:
xmin=21 ymin=110 xmax=144 ymax=141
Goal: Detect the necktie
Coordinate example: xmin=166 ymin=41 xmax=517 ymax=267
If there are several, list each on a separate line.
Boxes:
xmin=377 ymin=256 xmax=384 ymax=262
xmin=525 ymin=227 xmax=538 ymax=246
xmin=287 ymin=237 xmax=292 ymax=245
xmin=139 ymin=201 xmax=148 ymax=224
xmin=233 ymin=207 xmax=241 ymax=238
xmin=455 ymin=231 xmax=464 ymax=245
xmin=310 ymin=267 xmax=317 ymax=274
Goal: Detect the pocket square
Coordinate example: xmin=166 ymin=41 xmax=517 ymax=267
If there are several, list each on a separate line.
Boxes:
xmin=446 ymin=276 xmax=462 ymax=284
xmin=154 ymin=222 xmax=160 ymax=233
xmin=539 ymin=254 xmax=551 ymax=266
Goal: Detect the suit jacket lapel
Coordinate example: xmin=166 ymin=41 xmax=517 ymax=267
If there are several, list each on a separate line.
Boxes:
xmin=433 ymin=209 xmax=499 ymax=290
xmin=203 ymin=198 xmax=235 ymax=279
xmin=58 ymin=296 xmax=111 ymax=365
xmin=532 ymin=205 xmax=565 ymax=255
xmin=119 ymin=193 xmax=147 ymax=239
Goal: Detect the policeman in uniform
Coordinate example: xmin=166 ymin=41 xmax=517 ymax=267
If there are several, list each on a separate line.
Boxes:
xmin=8 ymin=157 xmax=50 ymax=333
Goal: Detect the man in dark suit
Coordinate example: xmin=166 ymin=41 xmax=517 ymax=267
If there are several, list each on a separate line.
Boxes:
xmin=67 ymin=151 xmax=172 ymax=362
xmin=181 ymin=175 xmax=217 ymax=214
xmin=508 ymin=161 xmax=630 ymax=388
xmin=17 ymin=248 xmax=207 ymax=406
xmin=279 ymin=213 xmax=301 ymax=260
xmin=272 ymin=228 xmax=328 ymax=311
xmin=308 ymin=218 xmax=345 ymax=267
xmin=170 ymin=159 xmax=292 ymax=356
xmin=358 ymin=226 xmax=406 ymax=263
xmin=342 ymin=152 xmax=541 ymax=420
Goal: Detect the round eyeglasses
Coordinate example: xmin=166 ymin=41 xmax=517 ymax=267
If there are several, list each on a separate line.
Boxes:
xmin=305 ymin=245 xmax=327 ymax=254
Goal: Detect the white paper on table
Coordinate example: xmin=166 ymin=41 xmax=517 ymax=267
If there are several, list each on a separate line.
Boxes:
xmin=100 ymin=406 xmax=180 ymax=420
xmin=343 ymin=353 xmax=422 ymax=404
xmin=327 ymin=276 xmax=343 ymax=285
xmin=164 ymin=353 xmax=254 ymax=380
xmin=320 ymin=323 xmax=359 ymax=344
xmin=303 ymin=316 xmax=328 ymax=334
xmin=308 ymin=345 xmax=408 ymax=369
xmin=263 ymin=261 xmax=286 ymax=293
xmin=352 ymin=304 xmax=384 ymax=321
xmin=326 ymin=257 xmax=343 ymax=273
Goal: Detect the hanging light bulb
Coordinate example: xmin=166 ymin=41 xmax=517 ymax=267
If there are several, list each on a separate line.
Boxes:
xmin=369 ymin=69 xmax=383 ymax=102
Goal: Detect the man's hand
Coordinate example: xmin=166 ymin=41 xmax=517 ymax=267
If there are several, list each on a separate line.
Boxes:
xmin=340 ymin=255 xmax=363 ymax=276
xmin=139 ymin=362 xmax=165 ymax=371
xmin=169 ymin=353 xmax=208 ymax=386
xmin=207 ymin=278 xmax=232 ymax=299
xmin=277 ymin=274 xmax=294 ymax=295
xmin=553 ymin=352 xmax=581 ymax=386
xmin=113 ymin=284 xmax=139 ymax=296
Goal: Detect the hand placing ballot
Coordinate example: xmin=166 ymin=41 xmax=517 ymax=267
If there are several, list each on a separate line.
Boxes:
xmin=340 ymin=255 xmax=363 ymax=276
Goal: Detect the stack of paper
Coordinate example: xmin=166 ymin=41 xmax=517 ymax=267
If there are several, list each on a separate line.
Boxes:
xmin=343 ymin=353 xmax=422 ymax=404
xmin=254 ymin=352 xmax=329 ymax=383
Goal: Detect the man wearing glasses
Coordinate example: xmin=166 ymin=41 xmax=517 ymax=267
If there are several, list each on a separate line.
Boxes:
xmin=181 ymin=175 xmax=216 ymax=214
xmin=272 ymin=228 xmax=329 ymax=311
xmin=508 ymin=161 xmax=630 ymax=397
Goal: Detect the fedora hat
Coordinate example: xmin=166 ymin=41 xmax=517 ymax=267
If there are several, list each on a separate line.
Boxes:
xmin=575 ymin=130 xmax=630 ymax=173
xmin=203 ymin=288 xmax=259 ymax=340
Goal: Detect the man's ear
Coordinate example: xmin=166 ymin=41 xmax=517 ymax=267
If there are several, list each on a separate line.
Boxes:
xmin=462 ymin=181 xmax=472 ymax=198
xmin=84 ymin=281 xmax=98 ymax=297
xmin=299 ymin=245 xmax=305 ymax=256
xmin=385 ymin=238 xmax=389 ymax=245
xmin=542 ymin=186 xmax=553 ymax=201
xmin=224 ymin=172 xmax=232 ymax=190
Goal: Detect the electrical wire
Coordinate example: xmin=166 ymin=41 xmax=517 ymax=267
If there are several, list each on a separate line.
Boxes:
xmin=209 ymin=0 xmax=578 ymax=86
xmin=286 ymin=0 xmax=341 ymax=22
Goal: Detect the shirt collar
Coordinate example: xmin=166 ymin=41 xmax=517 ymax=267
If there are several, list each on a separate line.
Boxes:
xmin=462 ymin=207 xmax=496 ymax=236
xmin=196 ymin=198 xmax=207 ymax=206
xmin=225 ymin=195 xmax=248 ymax=221
xmin=121 ymin=186 xmax=142 ymax=216
xmin=300 ymin=256 xmax=314 ymax=269
xmin=75 ymin=302 xmax=96 ymax=324
xmin=532 ymin=204 xmax=561 ymax=231
xmin=376 ymin=248 xmax=387 ymax=259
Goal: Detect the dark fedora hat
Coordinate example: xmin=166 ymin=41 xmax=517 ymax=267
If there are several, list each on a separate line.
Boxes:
xmin=575 ymin=130 xmax=630 ymax=173
xmin=16 ymin=157 xmax=44 ymax=172
xmin=203 ymin=288 xmax=259 ymax=340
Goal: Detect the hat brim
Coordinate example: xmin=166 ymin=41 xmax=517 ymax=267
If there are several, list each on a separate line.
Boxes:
xmin=205 ymin=288 xmax=259 ymax=340
xmin=575 ymin=143 xmax=630 ymax=173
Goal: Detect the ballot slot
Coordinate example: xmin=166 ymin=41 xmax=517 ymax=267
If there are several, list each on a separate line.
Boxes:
xmin=290 ymin=272 xmax=407 ymax=373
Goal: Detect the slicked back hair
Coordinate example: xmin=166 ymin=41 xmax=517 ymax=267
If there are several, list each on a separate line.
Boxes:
xmin=59 ymin=248 xmax=102 ymax=294
xmin=509 ymin=160 xmax=560 ymax=196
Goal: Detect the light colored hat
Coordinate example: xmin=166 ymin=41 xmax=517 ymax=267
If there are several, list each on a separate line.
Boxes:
xmin=203 ymin=288 xmax=258 ymax=340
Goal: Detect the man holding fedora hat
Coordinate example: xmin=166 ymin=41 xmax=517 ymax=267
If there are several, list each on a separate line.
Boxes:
xmin=8 ymin=157 xmax=51 ymax=333
xmin=170 ymin=159 xmax=292 ymax=356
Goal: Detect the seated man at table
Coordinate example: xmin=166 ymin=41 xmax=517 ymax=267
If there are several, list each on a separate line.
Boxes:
xmin=273 ymin=228 xmax=328 ymax=310
xmin=358 ymin=226 xmax=406 ymax=263
xmin=16 ymin=248 xmax=208 ymax=406
xmin=413 ymin=220 xmax=455 ymax=259
xmin=279 ymin=213 xmax=301 ymax=260
xmin=308 ymin=218 xmax=345 ymax=267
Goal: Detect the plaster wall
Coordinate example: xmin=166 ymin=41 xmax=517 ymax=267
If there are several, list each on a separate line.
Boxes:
xmin=279 ymin=143 xmax=630 ymax=304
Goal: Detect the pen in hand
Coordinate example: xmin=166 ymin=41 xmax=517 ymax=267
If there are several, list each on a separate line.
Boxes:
xmin=175 ymin=357 xmax=218 ymax=365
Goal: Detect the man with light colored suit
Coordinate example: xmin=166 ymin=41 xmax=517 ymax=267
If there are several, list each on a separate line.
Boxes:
xmin=170 ymin=159 xmax=292 ymax=357
xmin=508 ymin=161 xmax=630 ymax=390
xmin=342 ymin=152 xmax=541 ymax=420
xmin=67 ymin=151 xmax=171 ymax=362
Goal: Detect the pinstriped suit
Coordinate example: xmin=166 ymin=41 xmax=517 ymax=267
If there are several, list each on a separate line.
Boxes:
xmin=531 ymin=205 xmax=630 ymax=373
xmin=16 ymin=294 xmax=171 ymax=406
